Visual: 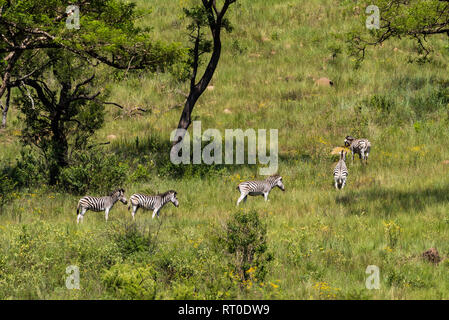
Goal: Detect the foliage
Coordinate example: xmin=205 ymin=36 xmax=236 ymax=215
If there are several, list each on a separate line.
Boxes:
xmin=347 ymin=0 xmax=449 ymax=61
xmin=0 ymin=173 xmax=15 ymax=210
xmin=59 ymin=150 xmax=128 ymax=195
xmin=109 ymin=221 xmax=155 ymax=259
xmin=218 ymin=209 xmax=273 ymax=284
xmin=15 ymin=50 xmax=106 ymax=185
xmin=102 ymin=263 xmax=157 ymax=300
xmin=7 ymin=148 xmax=47 ymax=189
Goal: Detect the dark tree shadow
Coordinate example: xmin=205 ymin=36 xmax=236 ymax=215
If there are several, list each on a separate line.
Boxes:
xmin=336 ymin=183 xmax=449 ymax=216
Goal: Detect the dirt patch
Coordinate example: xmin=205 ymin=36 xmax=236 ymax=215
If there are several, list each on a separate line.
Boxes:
xmin=421 ymin=248 xmax=441 ymax=264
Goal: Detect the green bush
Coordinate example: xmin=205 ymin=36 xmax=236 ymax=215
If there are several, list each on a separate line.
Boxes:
xmin=110 ymin=222 xmax=153 ymax=259
xmin=127 ymin=164 xmax=152 ymax=183
xmin=102 ymin=263 xmax=157 ymax=300
xmin=59 ymin=150 xmax=128 ymax=195
xmin=218 ymin=209 xmax=273 ymax=285
xmin=0 ymin=174 xmax=15 ymax=211
xmin=9 ymin=148 xmax=46 ymax=189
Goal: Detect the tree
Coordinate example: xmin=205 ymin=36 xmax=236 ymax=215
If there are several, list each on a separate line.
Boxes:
xmin=0 ymin=0 xmax=185 ymax=127
xmin=171 ymin=0 xmax=236 ymax=148
xmin=348 ymin=0 xmax=449 ymax=61
xmin=16 ymin=50 xmax=106 ymax=185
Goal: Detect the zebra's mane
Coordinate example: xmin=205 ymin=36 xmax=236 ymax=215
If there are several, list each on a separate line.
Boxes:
xmin=108 ymin=188 xmax=125 ymax=196
xmin=158 ymin=190 xmax=177 ymax=198
xmin=266 ymin=174 xmax=281 ymax=182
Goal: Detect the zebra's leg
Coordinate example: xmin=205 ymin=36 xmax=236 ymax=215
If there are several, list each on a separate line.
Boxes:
xmin=105 ymin=208 xmax=110 ymax=221
xmin=360 ymin=150 xmax=365 ymax=163
xmin=77 ymin=208 xmax=86 ymax=224
xmin=152 ymin=208 xmax=159 ymax=219
xmin=236 ymin=193 xmax=247 ymax=206
xmin=131 ymin=205 xmax=138 ymax=219
xmin=264 ymin=192 xmax=269 ymax=202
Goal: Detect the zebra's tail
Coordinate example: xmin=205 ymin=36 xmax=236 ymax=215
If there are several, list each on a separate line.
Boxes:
xmin=128 ymin=204 xmax=131 ymax=211
xmin=76 ymin=203 xmax=80 ymax=216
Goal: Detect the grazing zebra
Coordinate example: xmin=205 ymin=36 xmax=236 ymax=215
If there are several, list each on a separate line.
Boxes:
xmin=333 ymin=151 xmax=348 ymax=190
xmin=344 ymin=136 xmax=371 ymax=164
xmin=128 ymin=190 xmax=179 ymax=219
xmin=76 ymin=188 xmax=127 ymax=223
xmin=236 ymin=174 xmax=285 ymax=206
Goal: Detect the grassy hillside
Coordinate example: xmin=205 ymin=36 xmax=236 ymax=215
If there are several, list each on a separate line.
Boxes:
xmin=1 ymin=0 xmax=449 ymax=299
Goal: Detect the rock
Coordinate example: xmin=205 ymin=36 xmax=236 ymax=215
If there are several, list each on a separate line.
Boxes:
xmin=422 ymin=248 xmax=441 ymax=264
xmin=223 ymin=108 xmax=232 ymax=114
xmin=207 ymin=86 xmax=214 ymax=91
xmin=107 ymin=134 xmax=117 ymax=140
xmin=315 ymin=77 xmax=334 ymax=87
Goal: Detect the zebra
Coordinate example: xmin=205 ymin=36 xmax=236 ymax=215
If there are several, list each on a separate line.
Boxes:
xmin=76 ymin=188 xmax=127 ymax=223
xmin=236 ymin=174 xmax=285 ymax=205
xmin=128 ymin=190 xmax=179 ymax=219
xmin=333 ymin=151 xmax=348 ymax=190
xmin=344 ymin=135 xmax=371 ymax=164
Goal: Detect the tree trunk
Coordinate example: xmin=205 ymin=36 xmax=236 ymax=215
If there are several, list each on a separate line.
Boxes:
xmin=1 ymin=87 xmax=10 ymax=129
xmin=173 ymin=27 xmax=222 ymax=145
xmin=48 ymin=108 xmax=69 ymax=185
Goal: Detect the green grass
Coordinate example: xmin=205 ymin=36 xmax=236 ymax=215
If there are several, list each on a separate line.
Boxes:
xmin=1 ymin=0 xmax=449 ymax=299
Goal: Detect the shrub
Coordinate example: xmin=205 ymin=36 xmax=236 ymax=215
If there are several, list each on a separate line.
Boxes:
xmin=102 ymin=263 xmax=157 ymax=300
xmin=59 ymin=150 xmax=128 ymax=195
xmin=8 ymin=148 xmax=46 ymax=188
xmin=218 ymin=209 xmax=273 ymax=285
xmin=127 ymin=164 xmax=152 ymax=183
xmin=0 ymin=174 xmax=15 ymax=211
xmin=110 ymin=222 xmax=154 ymax=259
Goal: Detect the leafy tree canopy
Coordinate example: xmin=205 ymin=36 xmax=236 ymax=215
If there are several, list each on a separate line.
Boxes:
xmin=347 ymin=0 xmax=449 ymax=61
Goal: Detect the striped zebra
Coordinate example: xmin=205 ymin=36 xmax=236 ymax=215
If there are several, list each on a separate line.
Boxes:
xmin=236 ymin=174 xmax=285 ymax=206
xmin=128 ymin=190 xmax=179 ymax=219
xmin=333 ymin=151 xmax=348 ymax=190
xmin=344 ymin=135 xmax=371 ymax=164
xmin=76 ymin=188 xmax=127 ymax=223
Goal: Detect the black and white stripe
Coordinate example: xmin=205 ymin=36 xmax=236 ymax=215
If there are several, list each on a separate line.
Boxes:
xmin=333 ymin=151 xmax=348 ymax=190
xmin=76 ymin=188 xmax=127 ymax=223
xmin=344 ymin=135 xmax=371 ymax=163
xmin=236 ymin=174 xmax=285 ymax=205
xmin=128 ymin=190 xmax=179 ymax=219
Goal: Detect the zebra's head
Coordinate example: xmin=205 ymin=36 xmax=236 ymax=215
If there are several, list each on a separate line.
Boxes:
xmin=344 ymin=135 xmax=355 ymax=147
xmin=111 ymin=188 xmax=127 ymax=205
xmin=164 ymin=190 xmax=179 ymax=207
xmin=268 ymin=174 xmax=285 ymax=191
